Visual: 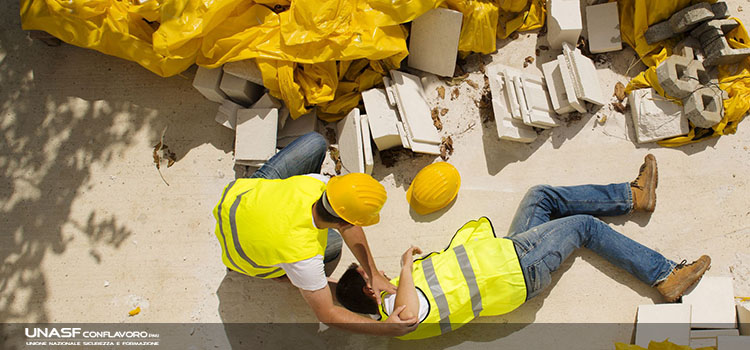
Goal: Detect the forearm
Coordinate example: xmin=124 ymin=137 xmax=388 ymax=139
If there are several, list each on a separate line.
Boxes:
xmin=341 ymin=226 xmax=379 ymax=275
xmin=393 ymin=266 xmax=419 ymax=320
xmin=319 ymin=305 xmax=394 ymax=336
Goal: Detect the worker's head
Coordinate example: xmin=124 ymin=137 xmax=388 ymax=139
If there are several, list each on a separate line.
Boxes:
xmin=335 ymin=263 xmax=378 ymax=314
xmin=320 ymin=173 xmax=387 ymax=227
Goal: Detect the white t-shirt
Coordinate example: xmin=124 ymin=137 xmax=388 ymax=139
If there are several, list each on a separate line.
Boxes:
xmin=274 ymin=174 xmax=330 ymax=291
xmin=374 ymin=287 xmax=430 ymax=323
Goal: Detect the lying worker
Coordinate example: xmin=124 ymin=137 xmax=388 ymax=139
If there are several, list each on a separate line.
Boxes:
xmin=213 ymin=131 xmax=417 ymax=336
xmin=335 ymin=154 xmax=711 ymax=339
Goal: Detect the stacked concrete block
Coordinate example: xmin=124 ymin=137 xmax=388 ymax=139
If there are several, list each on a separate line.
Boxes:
xmin=485 ymin=64 xmax=540 ymax=142
xmin=407 ymin=8 xmax=463 ymax=77
xmin=675 ymin=37 xmax=706 ymax=62
xmin=635 ymin=304 xmax=692 ymax=348
xmin=557 ymin=56 xmax=587 ymax=113
xmin=361 ymin=88 xmax=402 ymax=151
xmin=691 ymin=19 xmax=750 ymax=67
xmin=656 ymin=54 xmax=703 ymax=99
xmin=689 ymin=329 xmax=740 ymax=348
xmin=684 ymin=86 xmax=724 ymax=128
xmin=682 ymin=276 xmax=737 ymax=329
xmin=520 ymin=76 xmax=560 ymax=128
xmin=388 ymin=70 xmax=441 ymax=154
xmin=223 ymin=59 xmax=265 ymax=86
xmin=360 ymin=114 xmax=374 ymax=175
xmin=542 ymin=60 xmax=575 ymax=114
xmin=252 ymin=93 xmax=289 ymax=129
xmin=645 ymin=21 xmax=675 ymax=45
xmin=492 ymin=99 xmax=538 ymax=143
xmin=718 ymin=336 xmax=750 ymax=349
xmin=668 ymin=2 xmax=714 ymax=34
xmin=215 ymin=99 xmax=243 ymax=130
xmin=562 ymin=42 xmax=606 ymax=106
xmin=629 ymin=89 xmax=689 ymax=143
xmin=337 ymin=108 xmax=365 ymax=174
xmin=585 ymin=2 xmax=622 ymax=54
xmin=219 ymin=73 xmax=264 ymax=106
xmin=277 ymin=111 xmax=318 ymax=148
xmin=193 ymin=67 xmax=228 ymax=103
xmin=234 ymin=108 xmax=278 ymax=166
xmin=547 ymin=0 xmax=583 ymax=50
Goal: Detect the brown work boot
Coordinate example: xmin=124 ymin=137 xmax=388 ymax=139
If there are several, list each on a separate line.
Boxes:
xmin=631 ymin=154 xmax=658 ymax=212
xmin=656 ymin=255 xmax=711 ymax=302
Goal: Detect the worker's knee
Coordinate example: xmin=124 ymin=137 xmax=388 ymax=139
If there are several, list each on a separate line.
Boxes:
xmin=301 ymin=131 xmax=327 ymax=159
xmin=524 ymin=185 xmax=554 ymax=202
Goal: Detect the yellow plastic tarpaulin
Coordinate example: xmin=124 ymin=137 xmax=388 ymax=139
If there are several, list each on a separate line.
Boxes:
xmin=619 ymin=0 xmax=750 ymax=147
xmin=20 ymin=0 xmax=545 ymax=121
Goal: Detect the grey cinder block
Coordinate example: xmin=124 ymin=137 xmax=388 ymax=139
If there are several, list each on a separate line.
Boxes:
xmin=711 ymin=2 xmax=730 ymax=19
xmin=645 ymin=21 xmax=674 ymax=44
xmin=683 ymin=86 xmax=724 ymax=128
xmin=656 ymin=55 xmax=700 ymax=99
xmin=668 ymin=2 xmax=714 ymax=33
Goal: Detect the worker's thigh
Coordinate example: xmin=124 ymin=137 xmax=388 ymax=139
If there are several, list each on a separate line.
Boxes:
xmin=248 ymin=132 xmax=327 ymax=179
xmin=508 ymin=215 xmax=595 ymax=300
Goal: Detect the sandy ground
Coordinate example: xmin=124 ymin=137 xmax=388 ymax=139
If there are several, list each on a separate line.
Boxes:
xmin=2 ymin=1 xmax=750 ymax=349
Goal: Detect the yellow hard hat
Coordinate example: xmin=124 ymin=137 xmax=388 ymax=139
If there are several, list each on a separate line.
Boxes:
xmin=406 ymin=162 xmax=461 ymax=215
xmin=325 ymin=173 xmax=387 ymax=226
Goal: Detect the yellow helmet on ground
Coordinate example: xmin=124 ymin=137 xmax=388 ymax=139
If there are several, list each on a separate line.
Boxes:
xmin=406 ymin=162 xmax=461 ymax=215
xmin=325 ymin=173 xmax=387 ymax=226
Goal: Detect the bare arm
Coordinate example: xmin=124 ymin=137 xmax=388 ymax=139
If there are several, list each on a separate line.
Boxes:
xmin=300 ymin=284 xmax=417 ymax=336
xmin=339 ymin=225 xmax=396 ymax=304
xmin=393 ymin=246 xmax=421 ymax=320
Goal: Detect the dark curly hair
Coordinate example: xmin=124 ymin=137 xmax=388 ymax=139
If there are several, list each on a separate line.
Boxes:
xmin=335 ymin=264 xmax=378 ymax=315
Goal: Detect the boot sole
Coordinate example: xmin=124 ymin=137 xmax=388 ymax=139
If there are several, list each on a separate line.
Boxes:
xmin=644 ymin=154 xmax=657 ymax=212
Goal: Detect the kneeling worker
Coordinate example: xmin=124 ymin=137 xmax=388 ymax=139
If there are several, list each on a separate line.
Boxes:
xmin=214 ymin=132 xmax=417 ymax=336
xmin=336 ymin=155 xmax=711 ymax=339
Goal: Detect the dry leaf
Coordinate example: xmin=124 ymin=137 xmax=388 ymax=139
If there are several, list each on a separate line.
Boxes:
xmin=437 ymin=86 xmax=445 ymax=100
xmin=535 ymin=48 xmax=540 ymax=57
xmin=451 ymin=88 xmax=460 ymax=100
xmin=612 ymin=102 xmax=627 ymax=113
xmin=614 ymin=82 xmax=626 ymax=102
xmin=466 ymin=80 xmax=479 ymax=89
xmin=153 ymin=126 xmax=176 ymax=186
xmin=440 ymin=108 xmax=449 ymax=116
xmin=523 ymin=56 xmax=535 ymax=68
xmin=129 ymin=307 xmax=141 ymax=316
xmin=439 ymin=136 xmax=454 ymax=161
xmin=328 ymin=146 xmax=342 ymax=174
xmin=431 ymin=108 xmax=443 ymax=131
xmin=325 ymin=128 xmax=337 ymax=144
xmin=510 ymin=32 xmax=519 ymax=40
xmin=444 ymin=73 xmax=469 ymax=86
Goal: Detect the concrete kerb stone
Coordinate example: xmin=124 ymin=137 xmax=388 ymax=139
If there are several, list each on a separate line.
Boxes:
xmin=683 ymin=86 xmax=724 ymax=128
xmin=645 ymin=21 xmax=674 ymax=45
xmin=656 ymin=54 xmax=700 ymax=99
xmin=668 ymin=2 xmax=714 ymax=33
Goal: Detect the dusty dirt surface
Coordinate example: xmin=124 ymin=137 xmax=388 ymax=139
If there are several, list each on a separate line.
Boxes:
xmin=2 ymin=1 xmax=750 ymax=349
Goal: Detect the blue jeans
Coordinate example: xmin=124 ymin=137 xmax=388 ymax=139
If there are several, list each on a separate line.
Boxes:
xmin=505 ymin=184 xmax=676 ymax=301
xmin=246 ymin=132 xmax=343 ymax=271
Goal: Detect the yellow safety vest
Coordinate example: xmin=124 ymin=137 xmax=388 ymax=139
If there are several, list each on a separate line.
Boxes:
xmin=379 ymin=217 xmax=527 ymax=340
xmin=212 ymin=176 xmax=328 ymax=278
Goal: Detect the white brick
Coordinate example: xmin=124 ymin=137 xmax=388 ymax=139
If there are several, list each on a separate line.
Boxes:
xmin=409 ymin=140 xmax=441 ymax=155
xmin=389 ymin=70 xmax=441 ymax=145
xmin=235 ymin=108 xmax=278 ymax=163
xmin=691 ymin=328 xmax=741 ymax=347
xmin=586 ymin=2 xmax=622 ymax=54
xmin=562 ymin=42 xmax=606 ymax=106
xmin=542 ymin=60 xmax=576 ymax=114
xmin=252 ymin=93 xmax=289 ymax=129
xmin=683 ymin=276 xmax=737 ymax=329
xmin=547 ymin=0 xmax=583 ymax=50
xmin=361 ymin=88 xmax=402 ymax=151
xmin=557 ymin=55 xmax=587 ymax=113
xmin=407 ymin=8 xmax=463 ymax=77
xmin=690 ymin=337 xmax=718 ymax=349
xmin=396 ymin=122 xmax=412 ymax=149
xmin=220 ymin=73 xmax=264 ymax=106
xmin=337 ymin=108 xmax=365 ymax=174
xmin=739 ymin=304 xmax=750 ymax=335
xmin=635 ymin=304 xmax=691 ymax=348
xmin=628 ymin=89 xmax=689 ymax=143
xmin=277 ymin=111 xmax=318 ymax=148
xmin=193 ymin=67 xmax=228 ymax=103
xmin=360 ymin=114 xmax=374 ymax=175
xmin=520 ymin=75 xmax=560 ymax=128
xmin=717 ymin=336 xmax=750 ymax=350
xmin=223 ymin=59 xmax=264 ymax=86
xmin=215 ymin=99 xmax=243 ymax=130
xmin=492 ymin=99 xmax=537 ymax=143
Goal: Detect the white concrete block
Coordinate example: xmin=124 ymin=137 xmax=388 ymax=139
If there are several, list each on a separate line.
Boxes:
xmin=383 ymin=76 xmax=398 ymax=106
xmin=235 ymin=108 xmax=278 ymax=163
xmin=492 ymin=99 xmax=538 ymax=143
xmin=193 ymin=67 xmax=228 ymax=103
xmin=520 ymin=75 xmax=560 ymax=128
xmin=409 ymin=141 xmax=441 ymax=155
xmin=396 ymin=122 xmax=412 ymax=149
xmin=635 ymin=304 xmax=691 ymax=348
xmin=547 ymin=0 xmax=583 ymax=50
xmin=562 ymin=42 xmax=606 ymax=106
xmin=361 ymin=88 xmax=402 ymax=151
xmin=277 ymin=111 xmax=318 ymax=148
xmin=337 ymin=108 xmax=365 ymax=174
xmin=223 ymin=59 xmax=264 ymax=86
xmin=586 ymin=2 xmax=622 ymax=54
xmin=738 ymin=304 xmax=750 ymax=335
xmin=542 ymin=59 xmax=576 ymax=114
xmin=389 ymin=70 xmax=441 ymax=145
xmin=691 ymin=328 xmax=741 ymax=347
xmin=407 ymin=8 xmax=463 ymax=77
xmin=718 ymin=336 xmax=750 ymax=350
xmin=557 ymin=55 xmax=587 ymax=113
xmin=220 ymin=73 xmax=264 ymax=106
xmin=252 ymin=93 xmax=289 ymax=129
xmin=215 ymin=99 xmax=243 ymax=130
xmin=683 ymin=276 xmax=737 ymax=329
xmin=628 ymin=89 xmax=689 ymax=143
xmin=360 ymin=114 xmax=374 ymax=175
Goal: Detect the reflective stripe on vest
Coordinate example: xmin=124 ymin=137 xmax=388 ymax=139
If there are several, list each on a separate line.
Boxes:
xmin=422 ymin=257 xmax=452 ymax=334
xmin=228 ymin=189 xmax=283 ymax=277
